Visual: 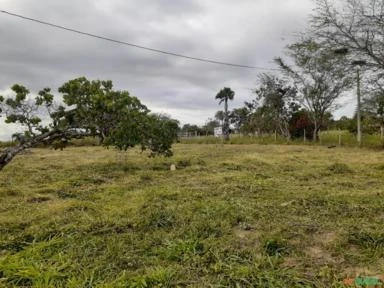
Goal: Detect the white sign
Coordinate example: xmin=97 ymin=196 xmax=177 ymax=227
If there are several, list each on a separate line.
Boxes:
xmin=214 ymin=127 xmax=223 ymax=137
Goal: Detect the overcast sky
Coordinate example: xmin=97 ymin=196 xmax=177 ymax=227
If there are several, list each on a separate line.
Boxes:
xmin=0 ymin=0 xmax=355 ymax=140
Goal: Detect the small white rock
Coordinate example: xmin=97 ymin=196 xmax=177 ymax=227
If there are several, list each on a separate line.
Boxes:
xmin=170 ymin=164 xmax=176 ymax=171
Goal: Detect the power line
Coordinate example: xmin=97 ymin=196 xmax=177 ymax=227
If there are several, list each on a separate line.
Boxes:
xmin=0 ymin=9 xmax=280 ymax=71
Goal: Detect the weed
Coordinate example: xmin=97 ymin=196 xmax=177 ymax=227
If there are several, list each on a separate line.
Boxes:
xmin=139 ymin=174 xmax=153 ymax=182
xmin=151 ymin=162 xmax=172 ymax=171
xmin=263 ymin=238 xmax=291 ymax=256
xmin=176 ymin=159 xmax=192 ymax=168
xmin=0 ymin=189 xmax=22 ymax=197
xmin=348 ymin=231 xmax=384 ymax=249
xmin=128 ymin=268 xmax=176 ymax=287
xmin=140 ymin=206 xmax=177 ymax=229
xmin=327 ymin=163 xmax=352 ymax=174
xmin=375 ymin=164 xmax=384 ymax=170
xmin=27 ymin=196 xmax=51 ymax=203
xmin=196 ymin=158 xmax=206 ymax=166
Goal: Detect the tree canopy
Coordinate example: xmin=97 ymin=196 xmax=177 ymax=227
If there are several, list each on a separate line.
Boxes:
xmin=0 ymin=77 xmax=179 ymax=171
xmin=311 ymin=0 xmax=384 ymax=70
xmin=215 ymin=87 xmax=235 ymax=140
xmin=253 ymin=74 xmax=298 ymax=139
xmin=275 ymin=39 xmax=353 ymax=140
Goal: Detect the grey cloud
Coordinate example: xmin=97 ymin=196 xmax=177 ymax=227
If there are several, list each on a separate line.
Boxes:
xmin=0 ymin=0 xmax=318 ymax=140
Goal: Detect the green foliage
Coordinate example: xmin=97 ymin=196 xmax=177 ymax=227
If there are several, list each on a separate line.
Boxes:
xmin=319 ymin=130 xmax=384 ymax=148
xmin=128 ymin=268 xmax=175 ymax=287
xmin=332 ymin=116 xmax=354 ymax=131
xmin=251 ymin=74 xmax=298 ymax=138
xmin=58 ymin=77 xmax=149 ymax=141
xmin=1 ymin=85 xmax=41 ymax=137
xmin=0 ymin=238 xmax=69 ymax=287
xmin=176 ymin=159 xmax=192 ymax=168
xmin=58 ymin=78 xmax=178 ymax=155
xmin=201 ymin=118 xmax=221 ymax=136
xmin=263 ymin=238 xmax=290 ymax=256
xmin=229 ymin=107 xmax=250 ymax=133
xmin=215 ymin=87 xmax=235 ymax=105
xmin=0 ymin=141 xmax=15 ymax=148
xmin=141 ymin=114 xmax=179 ymax=157
xmin=348 ymin=232 xmax=384 ymax=250
xmin=276 ymin=39 xmax=353 ymax=140
xmin=360 ymin=92 xmax=384 ymax=134
xmin=0 ymin=77 xmax=180 ymax=171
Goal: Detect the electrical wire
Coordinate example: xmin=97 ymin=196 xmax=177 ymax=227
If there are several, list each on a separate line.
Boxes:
xmin=0 ymin=9 xmax=281 ymax=71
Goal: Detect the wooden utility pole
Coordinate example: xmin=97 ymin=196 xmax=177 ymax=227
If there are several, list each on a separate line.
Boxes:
xmin=352 ymin=60 xmax=366 ymax=146
xmin=356 ymin=67 xmax=362 ymax=146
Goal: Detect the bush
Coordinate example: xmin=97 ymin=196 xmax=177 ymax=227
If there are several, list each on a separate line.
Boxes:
xmin=263 ymin=238 xmax=290 ymax=256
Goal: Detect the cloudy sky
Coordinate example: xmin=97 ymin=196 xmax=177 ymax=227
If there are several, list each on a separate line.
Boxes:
xmin=0 ymin=0 xmax=354 ymax=140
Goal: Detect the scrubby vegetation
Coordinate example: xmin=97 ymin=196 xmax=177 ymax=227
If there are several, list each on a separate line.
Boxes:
xmin=1 ymin=144 xmax=384 ymax=287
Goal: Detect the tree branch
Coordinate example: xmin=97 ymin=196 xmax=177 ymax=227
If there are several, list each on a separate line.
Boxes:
xmin=0 ymin=129 xmax=89 ymax=171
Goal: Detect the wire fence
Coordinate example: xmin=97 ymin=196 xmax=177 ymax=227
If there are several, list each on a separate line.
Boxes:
xmin=179 ymin=130 xmax=384 ymax=149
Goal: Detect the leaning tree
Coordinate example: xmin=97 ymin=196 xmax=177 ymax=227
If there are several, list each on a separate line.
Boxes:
xmin=0 ymin=77 xmax=179 ymax=171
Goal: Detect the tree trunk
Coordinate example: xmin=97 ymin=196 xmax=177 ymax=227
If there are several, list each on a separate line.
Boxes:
xmin=0 ymin=129 xmax=89 ymax=171
xmin=278 ymin=119 xmax=291 ymax=140
xmin=313 ymin=121 xmax=318 ymax=142
xmin=97 ymin=135 xmax=104 ymax=145
xmin=223 ymin=99 xmax=229 ymax=141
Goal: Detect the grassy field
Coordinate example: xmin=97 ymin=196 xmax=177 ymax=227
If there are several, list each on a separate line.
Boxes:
xmin=1 ymin=144 xmax=384 ymax=287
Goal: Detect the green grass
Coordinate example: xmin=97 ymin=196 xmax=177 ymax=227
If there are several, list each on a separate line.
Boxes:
xmin=180 ymin=131 xmax=384 ymax=149
xmin=179 ymin=134 xmax=290 ymax=145
xmin=0 ymin=141 xmax=15 ymax=148
xmin=1 ymin=144 xmax=384 ymax=287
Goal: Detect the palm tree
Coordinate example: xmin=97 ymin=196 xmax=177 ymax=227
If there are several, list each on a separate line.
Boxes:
xmin=215 ymin=87 xmax=235 ymax=140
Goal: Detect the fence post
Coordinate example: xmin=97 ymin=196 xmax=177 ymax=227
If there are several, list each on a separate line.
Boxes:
xmin=381 ymin=126 xmax=384 ymax=140
xmin=274 ymin=130 xmax=277 ymax=141
xmin=338 ymin=133 xmax=342 ymax=146
xmin=303 ymin=129 xmax=306 ymax=142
